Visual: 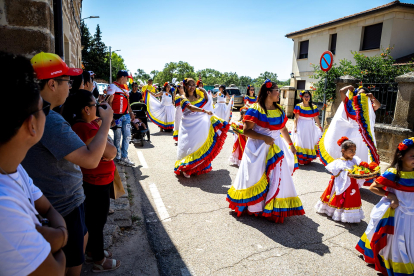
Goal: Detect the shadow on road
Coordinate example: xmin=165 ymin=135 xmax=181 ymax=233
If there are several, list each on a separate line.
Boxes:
xmin=360 ymin=186 xmax=382 ymax=205
xmin=299 ymin=161 xmax=327 ymax=173
xmin=177 ymin=169 xmax=231 ymax=194
xmin=232 ymin=212 xmax=331 ymax=256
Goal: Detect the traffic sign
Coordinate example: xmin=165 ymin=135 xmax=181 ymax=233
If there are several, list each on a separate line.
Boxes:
xmin=320 ymin=51 xmax=334 ymax=72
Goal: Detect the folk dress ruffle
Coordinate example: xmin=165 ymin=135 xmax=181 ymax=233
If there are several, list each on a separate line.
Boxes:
xmin=356 ymin=169 xmax=414 ymax=276
xmin=292 ymin=104 xmax=322 ymax=165
xmin=227 ymin=103 xmax=304 ymax=223
xmin=240 ymin=95 xmax=257 ymax=112
xmin=315 ymin=157 xmax=365 ymax=223
xmin=213 ymin=92 xmax=233 ymax=122
xmin=318 ymin=91 xmax=379 ymax=185
xmin=173 ymin=96 xmax=183 ymax=141
xmin=175 ymin=92 xmax=229 ymax=176
xmin=229 ymin=121 xmax=247 ymax=166
xmin=145 ymin=91 xmax=175 ymax=130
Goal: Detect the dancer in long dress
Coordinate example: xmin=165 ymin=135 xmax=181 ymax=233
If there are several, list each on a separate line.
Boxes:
xmin=292 ymin=91 xmax=322 ymax=165
xmin=315 ymin=137 xmax=365 ymax=223
xmin=356 ymin=138 xmax=414 ymax=276
xmin=173 ymin=83 xmax=185 ymax=143
xmin=229 ymin=109 xmax=247 ymax=166
xmin=240 ymin=85 xmax=257 ymax=112
xmin=145 ymin=82 xmax=175 ymax=132
xmin=175 ymin=78 xmax=229 ymax=178
xmin=213 ymin=84 xmax=234 ymax=122
xmin=227 ymin=79 xmax=305 ymax=223
xmin=318 ymin=85 xmax=381 ymax=184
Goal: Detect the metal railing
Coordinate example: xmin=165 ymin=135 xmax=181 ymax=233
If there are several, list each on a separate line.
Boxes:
xmin=361 ymin=82 xmax=398 ymax=125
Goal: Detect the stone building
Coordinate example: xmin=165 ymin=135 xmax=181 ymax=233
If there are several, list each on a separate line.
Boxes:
xmin=0 ymin=0 xmax=82 ymax=68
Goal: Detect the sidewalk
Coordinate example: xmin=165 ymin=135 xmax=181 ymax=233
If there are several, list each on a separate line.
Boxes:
xmin=81 ymin=165 xmax=159 ymax=275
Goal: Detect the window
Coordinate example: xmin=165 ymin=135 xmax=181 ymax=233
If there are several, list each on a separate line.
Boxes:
xmin=330 ymin=34 xmax=337 ymax=55
xmin=298 ymin=40 xmax=309 ymax=59
xmin=297 ymin=80 xmax=306 ymax=90
xmin=361 ymin=23 xmax=383 ymax=51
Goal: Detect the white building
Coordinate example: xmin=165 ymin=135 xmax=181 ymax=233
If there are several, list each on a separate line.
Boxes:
xmin=286 ymin=0 xmax=414 ymax=91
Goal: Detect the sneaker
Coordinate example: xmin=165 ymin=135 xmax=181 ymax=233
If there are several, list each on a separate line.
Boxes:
xmin=114 ymin=158 xmax=122 ymax=164
xmin=121 ymin=157 xmax=135 ymax=167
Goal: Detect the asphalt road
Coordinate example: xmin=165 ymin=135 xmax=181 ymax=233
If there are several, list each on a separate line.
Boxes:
xmin=127 ymin=111 xmax=383 ymax=276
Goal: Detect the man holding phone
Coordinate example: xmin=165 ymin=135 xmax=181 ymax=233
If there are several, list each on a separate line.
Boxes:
xmin=106 ymin=70 xmax=135 ymax=166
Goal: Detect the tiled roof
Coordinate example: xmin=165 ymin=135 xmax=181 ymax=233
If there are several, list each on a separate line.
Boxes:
xmin=286 ymin=1 xmax=414 ymax=38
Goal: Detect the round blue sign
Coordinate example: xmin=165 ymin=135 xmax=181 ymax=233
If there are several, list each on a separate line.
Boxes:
xmin=320 ymin=51 xmax=334 ymax=72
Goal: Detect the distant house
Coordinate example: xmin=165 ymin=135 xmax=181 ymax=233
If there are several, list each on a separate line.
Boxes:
xmin=285 ymin=0 xmax=414 ymax=91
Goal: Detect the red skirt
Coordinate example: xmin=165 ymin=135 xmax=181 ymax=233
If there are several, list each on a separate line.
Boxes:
xmin=320 ymin=176 xmax=362 ymax=210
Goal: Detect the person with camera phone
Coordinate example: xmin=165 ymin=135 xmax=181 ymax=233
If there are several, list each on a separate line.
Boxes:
xmin=63 ymin=90 xmax=121 ymax=272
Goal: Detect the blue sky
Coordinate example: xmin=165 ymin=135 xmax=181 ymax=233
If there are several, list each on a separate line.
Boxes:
xmin=82 ymin=0 xmax=414 ymax=80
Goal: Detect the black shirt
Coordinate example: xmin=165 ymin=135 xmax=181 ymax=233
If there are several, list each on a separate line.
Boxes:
xmin=129 ymin=91 xmax=143 ymax=104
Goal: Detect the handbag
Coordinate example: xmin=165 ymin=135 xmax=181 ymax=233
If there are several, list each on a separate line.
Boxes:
xmin=110 ymin=166 xmax=126 ymax=199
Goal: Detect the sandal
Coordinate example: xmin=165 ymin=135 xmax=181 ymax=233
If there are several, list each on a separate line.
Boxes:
xmin=92 ymin=257 xmax=121 ymax=273
xmin=85 ymin=250 xmax=113 ymax=264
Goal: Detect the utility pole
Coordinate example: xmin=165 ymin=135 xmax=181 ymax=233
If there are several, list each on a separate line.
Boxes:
xmin=109 ymin=46 xmax=112 ymax=83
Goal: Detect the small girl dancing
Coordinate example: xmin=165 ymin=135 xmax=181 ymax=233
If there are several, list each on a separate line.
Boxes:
xmin=356 ymin=137 xmax=414 ymax=276
xmin=229 ymin=109 xmax=247 ymax=166
xmin=315 ymin=137 xmax=365 ymax=223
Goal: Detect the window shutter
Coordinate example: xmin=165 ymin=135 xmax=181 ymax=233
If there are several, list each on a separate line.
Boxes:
xmin=299 ymin=40 xmax=309 ymax=59
xmin=362 ymin=23 xmax=382 ymax=50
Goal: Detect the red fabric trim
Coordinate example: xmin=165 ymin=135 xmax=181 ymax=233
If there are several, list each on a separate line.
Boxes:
xmin=376 ymin=177 xmax=414 ymax=192
xmin=173 ymin=136 xmax=178 ymax=141
xmin=355 ymin=244 xmax=375 ymax=264
xmin=371 ymin=224 xmax=395 ymax=275
xmin=243 ymin=114 xmax=287 ymax=130
xmin=265 ymin=159 xmax=283 ymax=205
xmin=262 ymin=209 xmax=306 ymax=223
xmin=344 ymin=98 xmax=356 ymax=120
xmin=227 ymin=193 xmax=268 ymax=208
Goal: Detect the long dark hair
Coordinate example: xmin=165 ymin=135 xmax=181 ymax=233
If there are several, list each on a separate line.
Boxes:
xmin=70 ymin=74 xmax=84 ymax=96
xmin=62 ymin=90 xmax=94 ymax=125
xmin=301 ymin=90 xmax=314 ymax=111
xmin=257 ymin=81 xmax=282 ymax=115
xmin=247 ymin=85 xmax=255 ymax=97
xmin=219 ymin=85 xmax=227 ymax=96
xmin=184 ymin=78 xmax=197 ymax=99
xmin=389 ymin=142 xmax=414 ymax=183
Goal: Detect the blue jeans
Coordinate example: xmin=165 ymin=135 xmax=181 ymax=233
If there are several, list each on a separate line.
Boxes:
xmin=113 ymin=114 xmax=131 ymax=159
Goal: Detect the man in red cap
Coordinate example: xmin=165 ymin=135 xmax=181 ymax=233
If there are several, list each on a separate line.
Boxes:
xmin=22 ymin=52 xmax=115 ymax=276
xmin=106 ymin=70 xmax=135 ymax=166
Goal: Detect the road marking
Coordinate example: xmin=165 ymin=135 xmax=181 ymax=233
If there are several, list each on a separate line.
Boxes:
xmin=136 ymin=150 xmax=148 ymax=168
xmin=148 ymin=183 xmax=171 ymax=222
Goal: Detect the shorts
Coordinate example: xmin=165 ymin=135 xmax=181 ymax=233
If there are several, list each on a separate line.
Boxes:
xmin=62 ymin=203 xmax=88 ymax=267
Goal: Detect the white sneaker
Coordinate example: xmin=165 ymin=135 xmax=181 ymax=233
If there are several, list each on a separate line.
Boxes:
xmin=121 ymin=157 xmax=135 ymax=167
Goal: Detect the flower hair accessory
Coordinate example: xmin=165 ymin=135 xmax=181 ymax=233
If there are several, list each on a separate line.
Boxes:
xmin=299 ymin=90 xmax=304 ymax=98
xmin=183 ymin=78 xmax=188 ymax=85
xmin=337 ymin=136 xmax=349 ymax=146
xmin=196 ymin=80 xmax=202 ymax=86
xmin=170 ymin=87 xmax=175 ymax=93
xmin=163 ymin=82 xmax=169 ymax=87
xmin=264 ymin=79 xmax=272 ymax=88
xmin=247 ymin=85 xmax=250 ymax=90
xmin=398 ymin=137 xmax=414 ymax=151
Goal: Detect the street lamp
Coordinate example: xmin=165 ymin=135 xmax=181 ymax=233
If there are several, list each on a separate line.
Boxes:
xmin=81 ymin=16 xmax=100 ymax=21
xmin=109 ymin=47 xmax=121 ymax=83
xmin=290 ymin=72 xmax=295 ymax=78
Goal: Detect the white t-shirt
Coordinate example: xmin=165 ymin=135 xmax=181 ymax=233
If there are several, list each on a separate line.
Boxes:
xmin=0 ymin=165 xmax=51 ymax=276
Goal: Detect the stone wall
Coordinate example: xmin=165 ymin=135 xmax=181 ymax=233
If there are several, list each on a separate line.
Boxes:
xmin=0 ymin=0 xmax=82 ymax=66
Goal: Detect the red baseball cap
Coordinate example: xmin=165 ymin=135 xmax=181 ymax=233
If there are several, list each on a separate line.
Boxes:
xmin=31 ymin=52 xmax=83 ymax=80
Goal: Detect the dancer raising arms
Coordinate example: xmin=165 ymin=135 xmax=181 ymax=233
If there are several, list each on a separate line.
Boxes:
xmin=292 ymin=91 xmax=322 ymax=165
xmin=227 ymin=79 xmax=304 ymax=223
xmin=356 ymin=138 xmax=414 ymax=276
xmin=145 ymin=82 xmax=175 ymax=132
xmin=213 ymin=84 xmax=234 ymax=122
xmin=175 ymin=78 xmax=229 ymax=178
xmin=240 ymin=85 xmax=257 ymax=112
xmin=318 ymin=85 xmax=381 ymax=184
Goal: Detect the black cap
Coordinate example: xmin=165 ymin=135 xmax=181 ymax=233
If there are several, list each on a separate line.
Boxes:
xmin=117 ymin=70 xmax=132 ymax=79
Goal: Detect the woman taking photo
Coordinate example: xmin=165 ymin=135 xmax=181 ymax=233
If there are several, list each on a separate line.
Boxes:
xmin=227 ymin=79 xmax=304 ymax=223
xmin=292 ymin=91 xmax=322 ymax=165
xmin=240 ymin=85 xmax=257 ymax=112
xmin=145 ymin=82 xmax=176 ymax=132
xmin=175 ymin=78 xmax=229 ymax=178
xmin=63 ymin=90 xmax=121 ymax=272
xmin=213 ymin=84 xmax=234 ymax=122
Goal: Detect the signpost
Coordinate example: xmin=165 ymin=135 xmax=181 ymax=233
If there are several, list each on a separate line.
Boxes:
xmin=319 ymin=51 xmax=334 ymax=129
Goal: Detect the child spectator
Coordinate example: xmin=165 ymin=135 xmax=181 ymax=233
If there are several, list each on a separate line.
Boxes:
xmin=356 ymin=137 xmax=414 ymax=275
xmin=315 ymin=137 xmax=365 ymax=223
xmin=22 ymin=52 xmax=114 ymax=276
xmin=63 ymin=90 xmax=121 ymax=272
xmin=0 ymin=51 xmax=67 ymax=276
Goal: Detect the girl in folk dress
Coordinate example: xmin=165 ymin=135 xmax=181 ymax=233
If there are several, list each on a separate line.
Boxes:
xmin=213 ymin=84 xmax=234 ymax=122
xmin=229 ymin=109 xmax=247 ymax=166
xmin=318 ymin=85 xmax=381 ymax=185
xmin=175 ymin=78 xmax=229 ymax=178
xmin=292 ymin=91 xmax=322 ymax=165
xmin=173 ymin=83 xmax=185 ymax=143
xmin=227 ymin=79 xmax=304 ymax=223
xmin=145 ymin=82 xmax=176 ymax=132
xmin=315 ymin=137 xmax=365 ymax=223
xmin=240 ymin=85 xmax=257 ymax=112
xmin=356 ymin=138 xmax=414 ymax=276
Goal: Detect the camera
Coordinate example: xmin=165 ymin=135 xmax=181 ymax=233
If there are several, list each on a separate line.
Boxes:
xmin=96 ymin=104 xmax=107 ymax=117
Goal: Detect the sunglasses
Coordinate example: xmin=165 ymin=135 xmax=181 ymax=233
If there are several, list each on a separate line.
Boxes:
xmin=88 ymin=103 xmax=99 ymax=107
xmin=35 ymin=100 xmax=51 ymax=116
xmin=54 ymin=78 xmax=74 ymax=88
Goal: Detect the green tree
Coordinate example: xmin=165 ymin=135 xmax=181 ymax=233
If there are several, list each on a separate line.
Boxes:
xmin=80 ymin=21 xmax=92 ymax=69
xmin=110 ymin=52 xmax=127 ymax=81
xmin=197 ymin=68 xmax=222 ymax=85
xmin=254 ymin=71 xmax=279 ymax=86
xmin=154 ymin=61 xmax=196 ymax=85
xmin=134 ymin=69 xmax=150 ymax=83
xmin=150 ymin=70 xmax=159 ymax=80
